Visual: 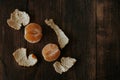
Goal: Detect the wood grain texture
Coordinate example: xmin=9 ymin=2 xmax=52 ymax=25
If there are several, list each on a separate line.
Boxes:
xmin=0 ymin=0 xmax=120 ymax=80
xmin=96 ymin=0 xmax=120 ymax=80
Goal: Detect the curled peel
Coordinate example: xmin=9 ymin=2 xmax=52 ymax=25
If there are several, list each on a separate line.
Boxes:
xmin=13 ymin=48 xmax=37 ymax=67
xmin=53 ymin=57 xmax=76 ymax=74
xmin=7 ymin=9 xmax=30 ymax=30
xmin=45 ymin=19 xmax=69 ymax=49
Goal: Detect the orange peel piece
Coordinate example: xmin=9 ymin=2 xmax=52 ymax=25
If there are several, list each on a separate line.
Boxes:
xmin=45 ymin=19 xmax=69 ymax=49
xmin=53 ymin=57 xmax=76 ymax=74
xmin=7 ymin=9 xmax=30 ymax=30
xmin=13 ymin=48 xmax=37 ymax=67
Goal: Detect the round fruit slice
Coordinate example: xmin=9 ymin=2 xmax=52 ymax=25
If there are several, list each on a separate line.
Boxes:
xmin=42 ymin=43 xmax=60 ymax=62
xmin=24 ymin=23 xmax=42 ymax=43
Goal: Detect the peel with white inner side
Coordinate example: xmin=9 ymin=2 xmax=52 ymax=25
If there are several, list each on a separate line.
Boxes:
xmin=53 ymin=57 xmax=76 ymax=74
xmin=45 ymin=19 xmax=69 ymax=49
xmin=13 ymin=48 xmax=37 ymax=67
xmin=7 ymin=9 xmax=30 ymax=30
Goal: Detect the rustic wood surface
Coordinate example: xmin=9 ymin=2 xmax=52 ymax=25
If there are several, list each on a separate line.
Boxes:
xmin=0 ymin=0 xmax=120 ymax=80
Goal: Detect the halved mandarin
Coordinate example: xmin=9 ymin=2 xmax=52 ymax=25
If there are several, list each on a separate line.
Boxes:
xmin=42 ymin=43 xmax=60 ymax=62
xmin=24 ymin=23 xmax=42 ymax=43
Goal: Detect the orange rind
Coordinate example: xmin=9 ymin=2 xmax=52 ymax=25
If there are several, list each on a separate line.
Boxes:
xmin=13 ymin=48 xmax=38 ymax=67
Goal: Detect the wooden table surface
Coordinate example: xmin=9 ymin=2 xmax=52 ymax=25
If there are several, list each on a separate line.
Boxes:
xmin=0 ymin=0 xmax=120 ymax=80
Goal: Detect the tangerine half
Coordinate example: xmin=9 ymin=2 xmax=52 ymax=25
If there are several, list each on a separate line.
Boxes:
xmin=24 ymin=23 xmax=42 ymax=43
xmin=42 ymin=43 xmax=60 ymax=62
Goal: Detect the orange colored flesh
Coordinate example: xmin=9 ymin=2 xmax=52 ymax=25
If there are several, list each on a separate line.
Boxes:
xmin=31 ymin=54 xmax=37 ymax=59
xmin=42 ymin=43 xmax=60 ymax=62
xmin=25 ymin=23 xmax=42 ymax=33
xmin=24 ymin=23 xmax=42 ymax=43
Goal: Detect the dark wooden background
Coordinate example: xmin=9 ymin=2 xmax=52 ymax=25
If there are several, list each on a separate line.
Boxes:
xmin=0 ymin=0 xmax=120 ymax=80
